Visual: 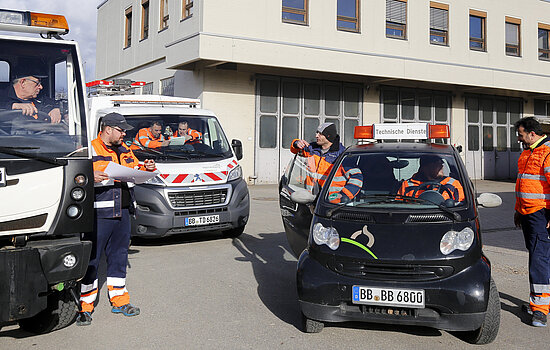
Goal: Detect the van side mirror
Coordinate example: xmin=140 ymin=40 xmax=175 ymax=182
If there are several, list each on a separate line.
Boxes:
xmin=232 ymin=139 xmax=243 ymax=160
xmin=477 ymin=193 xmax=502 ymax=208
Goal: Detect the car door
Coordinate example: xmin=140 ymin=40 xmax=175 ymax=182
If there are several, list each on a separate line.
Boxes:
xmin=279 ymin=154 xmax=314 ymax=258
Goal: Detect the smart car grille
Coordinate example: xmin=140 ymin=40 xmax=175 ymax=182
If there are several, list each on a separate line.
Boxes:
xmin=332 ymin=211 xmax=375 ymax=223
xmin=327 ymin=259 xmax=454 ymax=281
xmin=405 ymin=214 xmax=452 ymax=223
xmin=168 ymin=189 xmax=228 ymax=208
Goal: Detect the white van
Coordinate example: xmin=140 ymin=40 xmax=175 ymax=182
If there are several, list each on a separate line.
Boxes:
xmin=87 ymin=81 xmax=249 ymax=238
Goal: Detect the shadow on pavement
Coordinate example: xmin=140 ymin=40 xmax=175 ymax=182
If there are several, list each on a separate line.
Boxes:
xmin=499 ymin=292 xmax=531 ymax=326
xmin=131 ymin=230 xmax=225 ymax=247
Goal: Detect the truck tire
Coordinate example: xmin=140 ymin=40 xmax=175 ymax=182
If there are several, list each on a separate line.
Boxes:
xmin=460 ymin=278 xmax=500 ymax=344
xmin=222 ymin=225 xmax=245 ymax=238
xmin=19 ymin=289 xmax=78 ymax=334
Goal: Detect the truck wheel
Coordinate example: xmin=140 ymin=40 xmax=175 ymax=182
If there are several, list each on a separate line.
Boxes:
xmin=461 ymin=278 xmax=500 ymax=344
xmin=19 ymin=289 xmax=78 ymax=334
xmin=222 ymin=225 xmax=245 ymax=238
xmin=303 ymin=313 xmax=324 ymax=333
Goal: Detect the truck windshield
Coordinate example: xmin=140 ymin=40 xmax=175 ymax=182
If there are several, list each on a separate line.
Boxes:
xmin=321 ymin=152 xmax=467 ymax=209
xmin=121 ymin=114 xmax=233 ymax=161
xmin=0 ymin=38 xmax=88 ymax=159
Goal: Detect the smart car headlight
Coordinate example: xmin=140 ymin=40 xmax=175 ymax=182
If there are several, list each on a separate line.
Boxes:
xmin=313 ymin=223 xmax=340 ymax=250
xmin=228 ymin=165 xmax=242 ymax=182
xmin=440 ymin=227 xmax=474 ymax=255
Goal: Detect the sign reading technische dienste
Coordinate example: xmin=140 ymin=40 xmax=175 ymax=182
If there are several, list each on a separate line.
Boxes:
xmin=373 ymin=123 xmax=428 ymax=140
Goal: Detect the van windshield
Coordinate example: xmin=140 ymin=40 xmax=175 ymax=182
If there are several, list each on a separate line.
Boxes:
xmin=321 ymin=152 xmax=467 ymax=209
xmin=0 ymin=39 xmax=88 ymax=159
xmin=120 ymin=114 xmax=233 ymax=161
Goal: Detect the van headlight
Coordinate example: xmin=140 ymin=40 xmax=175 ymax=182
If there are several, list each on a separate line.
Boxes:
xmin=228 ymin=165 xmax=242 ymax=181
xmin=144 ymin=175 xmax=165 ymax=186
xmin=440 ymin=227 xmax=474 ymax=255
xmin=313 ymin=223 xmax=340 ymax=250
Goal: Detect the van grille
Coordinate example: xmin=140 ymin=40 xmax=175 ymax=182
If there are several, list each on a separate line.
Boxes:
xmin=168 ymin=189 xmax=228 ymax=208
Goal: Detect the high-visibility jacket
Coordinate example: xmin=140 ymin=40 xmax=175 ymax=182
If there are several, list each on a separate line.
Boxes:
xmin=398 ymin=174 xmax=465 ymax=202
xmin=92 ymin=136 xmax=146 ymax=218
xmin=327 ymin=166 xmax=363 ymax=204
xmin=515 ymin=136 xmax=550 ymax=215
xmin=290 ymin=138 xmax=345 ymax=191
xmin=172 ymin=128 xmax=202 ymax=144
xmin=130 ymin=127 xmax=166 ymax=150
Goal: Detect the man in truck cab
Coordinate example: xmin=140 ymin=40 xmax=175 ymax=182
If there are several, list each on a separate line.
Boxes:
xmin=130 ymin=120 xmax=170 ymax=150
xmin=4 ymin=70 xmax=62 ymax=133
xmin=172 ymin=120 xmax=202 ymax=144
xmin=397 ymin=155 xmax=465 ymax=202
xmin=77 ymin=112 xmax=157 ymax=326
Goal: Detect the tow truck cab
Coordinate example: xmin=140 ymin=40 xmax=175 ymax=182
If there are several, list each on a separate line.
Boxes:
xmin=0 ymin=10 xmax=93 ymax=333
xmin=87 ymin=81 xmax=249 ymax=239
xmin=279 ymin=123 xmax=503 ymax=344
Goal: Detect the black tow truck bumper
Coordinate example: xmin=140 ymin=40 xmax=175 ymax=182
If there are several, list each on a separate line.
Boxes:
xmin=0 ymin=237 xmax=91 ymax=323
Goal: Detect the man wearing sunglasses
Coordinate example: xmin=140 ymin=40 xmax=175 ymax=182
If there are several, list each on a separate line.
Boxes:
xmin=5 ymin=71 xmax=62 ymax=125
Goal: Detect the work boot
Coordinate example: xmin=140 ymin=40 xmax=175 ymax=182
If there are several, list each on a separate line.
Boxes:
xmin=531 ymin=311 xmax=547 ymax=327
xmin=111 ymin=303 xmax=140 ymax=317
xmin=521 ymin=304 xmax=533 ymax=315
xmin=76 ymin=312 xmax=92 ymax=326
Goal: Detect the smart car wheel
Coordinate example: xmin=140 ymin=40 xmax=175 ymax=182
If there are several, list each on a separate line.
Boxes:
xmin=460 ymin=278 xmax=500 ymax=345
xmin=302 ymin=313 xmax=324 ymax=333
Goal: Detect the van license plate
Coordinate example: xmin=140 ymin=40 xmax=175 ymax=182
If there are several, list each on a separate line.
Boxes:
xmin=352 ymin=286 xmax=425 ymax=308
xmin=185 ymin=215 xmax=220 ymax=226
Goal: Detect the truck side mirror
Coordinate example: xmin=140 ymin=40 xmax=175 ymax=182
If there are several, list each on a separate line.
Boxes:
xmin=232 ymin=139 xmax=243 ymax=160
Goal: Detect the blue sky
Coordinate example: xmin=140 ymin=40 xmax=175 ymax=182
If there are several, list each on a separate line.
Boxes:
xmin=1 ymin=0 xmax=102 ymax=80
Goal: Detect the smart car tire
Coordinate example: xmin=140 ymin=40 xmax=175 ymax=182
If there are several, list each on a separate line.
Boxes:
xmin=303 ymin=313 xmax=324 ymax=333
xmin=18 ymin=289 xmax=77 ymax=334
xmin=460 ymin=278 xmax=500 ymax=344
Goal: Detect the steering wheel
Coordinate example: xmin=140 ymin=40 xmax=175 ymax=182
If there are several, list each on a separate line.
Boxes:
xmin=8 ymin=110 xmax=68 ymax=134
xmin=412 ymin=181 xmax=455 ymax=204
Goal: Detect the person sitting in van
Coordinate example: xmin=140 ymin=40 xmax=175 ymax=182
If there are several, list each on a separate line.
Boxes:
xmin=130 ymin=121 xmax=170 ymax=150
xmin=172 ymin=121 xmax=202 ymax=144
xmin=397 ymin=155 xmax=465 ymax=202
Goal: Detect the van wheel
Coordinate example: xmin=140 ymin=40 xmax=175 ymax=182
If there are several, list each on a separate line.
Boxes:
xmin=303 ymin=313 xmax=324 ymax=333
xmin=19 ymin=289 xmax=78 ymax=334
xmin=461 ymin=278 xmax=500 ymax=344
xmin=222 ymin=225 xmax=245 ymax=238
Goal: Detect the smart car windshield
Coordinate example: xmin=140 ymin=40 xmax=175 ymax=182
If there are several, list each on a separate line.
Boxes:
xmin=321 ymin=152 xmax=466 ymax=209
xmin=120 ymin=114 xmax=233 ymax=162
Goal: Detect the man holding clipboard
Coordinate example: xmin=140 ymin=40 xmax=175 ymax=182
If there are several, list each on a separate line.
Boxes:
xmin=77 ymin=112 xmax=156 ymax=326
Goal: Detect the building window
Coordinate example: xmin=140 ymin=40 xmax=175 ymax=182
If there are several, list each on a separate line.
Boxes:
xmin=535 ymin=99 xmax=550 ymax=117
xmin=430 ymin=2 xmax=448 ymax=45
xmin=505 ymin=17 xmax=520 ymax=56
xmin=182 ymin=0 xmax=193 ymax=19
xmin=160 ymin=77 xmax=174 ymax=96
xmin=124 ymin=7 xmax=132 ymax=48
xmin=539 ymin=23 xmax=550 ymax=61
xmin=282 ymin=0 xmax=308 ymax=25
xmin=142 ymin=82 xmax=154 ymax=95
xmin=141 ymin=0 xmax=149 ymax=40
xmin=386 ymin=0 xmax=407 ymax=40
xmin=160 ymin=0 xmax=169 ymax=30
xmin=337 ymin=0 xmax=360 ymax=33
xmin=469 ymin=10 xmax=486 ymax=51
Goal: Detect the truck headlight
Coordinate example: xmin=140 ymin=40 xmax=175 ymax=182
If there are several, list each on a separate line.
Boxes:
xmin=440 ymin=227 xmax=474 ymax=255
xmin=144 ymin=175 xmax=165 ymax=186
xmin=313 ymin=223 xmax=340 ymax=250
xmin=228 ymin=165 xmax=242 ymax=182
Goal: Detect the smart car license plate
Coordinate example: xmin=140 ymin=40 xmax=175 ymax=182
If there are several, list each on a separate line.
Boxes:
xmin=352 ymin=286 xmax=425 ymax=308
xmin=185 ymin=215 xmax=220 ymax=226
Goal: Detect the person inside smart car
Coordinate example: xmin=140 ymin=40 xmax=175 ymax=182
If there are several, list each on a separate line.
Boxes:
xmin=397 ymin=154 xmax=465 ymax=202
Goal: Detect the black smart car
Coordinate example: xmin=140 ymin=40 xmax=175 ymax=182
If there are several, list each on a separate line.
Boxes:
xmin=279 ymin=124 xmax=502 ymax=344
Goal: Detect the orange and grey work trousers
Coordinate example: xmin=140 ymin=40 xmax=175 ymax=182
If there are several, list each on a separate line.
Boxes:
xmin=79 ymin=209 xmax=132 ymax=313
xmin=520 ymin=208 xmax=550 ymax=315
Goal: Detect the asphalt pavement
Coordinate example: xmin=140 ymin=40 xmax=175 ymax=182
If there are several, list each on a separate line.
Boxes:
xmin=0 ymin=181 xmax=547 ymax=350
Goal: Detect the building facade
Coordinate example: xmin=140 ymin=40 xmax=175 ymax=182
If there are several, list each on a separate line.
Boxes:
xmin=96 ymin=0 xmax=550 ymax=183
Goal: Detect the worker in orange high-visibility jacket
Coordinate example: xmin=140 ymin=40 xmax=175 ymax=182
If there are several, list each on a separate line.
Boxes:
xmin=130 ymin=121 xmax=170 ymax=150
xmin=397 ymin=155 xmax=465 ymax=202
xmin=327 ymin=165 xmax=363 ymax=204
xmin=76 ymin=113 xmax=157 ymax=327
xmin=172 ymin=120 xmax=202 ymax=144
xmin=290 ymin=122 xmax=345 ymax=193
xmin=513 ymin=116 xmax=550 ymax=328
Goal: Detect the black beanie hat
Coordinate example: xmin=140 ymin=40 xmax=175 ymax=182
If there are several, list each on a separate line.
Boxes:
xmin=317 ymin=122 xmax=338 ymax=143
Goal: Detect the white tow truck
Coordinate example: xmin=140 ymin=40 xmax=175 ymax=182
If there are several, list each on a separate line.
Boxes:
xmin=87 ymin=79 xmax=249 ymax=239
xmin=0 ymin=9 xmax=93 ymax=333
